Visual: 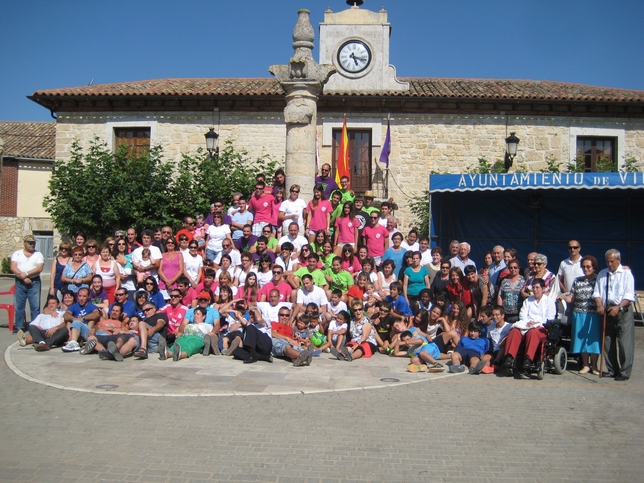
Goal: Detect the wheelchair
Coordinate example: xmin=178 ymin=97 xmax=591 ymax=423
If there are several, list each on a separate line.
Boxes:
xmin=508 ymin=319 xmax=568 ymax=380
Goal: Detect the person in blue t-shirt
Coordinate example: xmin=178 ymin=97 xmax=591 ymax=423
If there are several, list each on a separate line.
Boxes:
xmin=449 ymin=321 xmax=490 ymax=374
xmin=108 ymin=288 xmax=137 ymax=322
xmin=61 ymin=287 xmax=101 ymax=351
xmin=385 ymin=281 xmax=413 ymax=322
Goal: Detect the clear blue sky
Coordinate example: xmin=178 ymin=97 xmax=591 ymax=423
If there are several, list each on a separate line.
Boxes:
xmin=2 ymin=0 xmax=643 ymax=121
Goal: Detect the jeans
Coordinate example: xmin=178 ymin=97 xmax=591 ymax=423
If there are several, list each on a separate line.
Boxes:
xmin=205 ymin=248 xmax=220 ymax=262
xmin=14 ymin=279 xmax=41 ymax=331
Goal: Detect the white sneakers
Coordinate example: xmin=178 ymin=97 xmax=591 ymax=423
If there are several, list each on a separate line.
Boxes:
xmin=62 ymin=340 xmax=81 ymax=352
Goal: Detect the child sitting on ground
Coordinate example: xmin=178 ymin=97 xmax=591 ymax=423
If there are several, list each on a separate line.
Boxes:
xmin=136 ymin=248 xmax=153 ymax=285
xmin=449 ymin=322 xmax=490 ymax=374
xmin=484 ymin=305 xmax=512 ymax=370
xmin=317 ymin=310 xmax=349 ymax=353
xmin=400 ymin=327 xmax=444 ymax=373
xmin=321 ymin=289 xmax=348 ymax=334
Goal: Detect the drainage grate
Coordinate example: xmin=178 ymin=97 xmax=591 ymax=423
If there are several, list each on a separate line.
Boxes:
xmin=95 ymin=384 xmax=119 ymax=390
xmin=379 ymin=378 xmax=400 ymax=383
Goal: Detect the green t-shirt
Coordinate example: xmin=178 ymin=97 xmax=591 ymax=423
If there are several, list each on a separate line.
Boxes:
xmin=320 ymin=253 xmax=337 ymax=271
xmin=362 ymin=206 xmax=380 ymax=215
xmin=294 ymin=267 xmax=328 ymax=287
xmin=323 ymin=267 xmax=354 ymax=293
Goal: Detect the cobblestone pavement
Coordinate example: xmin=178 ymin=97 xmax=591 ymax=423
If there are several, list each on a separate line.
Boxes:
xmin=1 ymin=279 xmax=643 ymax=482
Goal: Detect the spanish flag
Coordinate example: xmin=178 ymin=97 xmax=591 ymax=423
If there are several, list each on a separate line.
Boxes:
xmin=335 ymin=115 xmax=350 ymax=186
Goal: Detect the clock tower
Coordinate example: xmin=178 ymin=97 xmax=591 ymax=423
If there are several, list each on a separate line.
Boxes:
xmin=319 ymin=3 xmax=408 ymax=93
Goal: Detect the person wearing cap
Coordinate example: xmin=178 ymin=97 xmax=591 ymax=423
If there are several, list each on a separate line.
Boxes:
xmin=361 ymin=190 xmax=379 ymax=216
xmin=10 ymin=235 xmax=45 ymax=333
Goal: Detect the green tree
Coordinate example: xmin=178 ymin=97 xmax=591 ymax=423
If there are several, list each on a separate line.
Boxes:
xmin=168 ymin=141 xmax=278 ymax=218
xmin=408 ymin=188 xmax=430 ymax=236
xmin=44 ymin=138 xmax=280 ymax=241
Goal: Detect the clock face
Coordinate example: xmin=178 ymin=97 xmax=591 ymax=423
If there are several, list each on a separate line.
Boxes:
xmin=337 ymin=40 xmax=371 ymax=74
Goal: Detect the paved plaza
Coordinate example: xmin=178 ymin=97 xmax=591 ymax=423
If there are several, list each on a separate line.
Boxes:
xmin=0 ymin=277 xmax=643 ymax=482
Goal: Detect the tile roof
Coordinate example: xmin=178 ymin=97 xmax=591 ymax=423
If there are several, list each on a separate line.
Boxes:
xmin=0 ymin=121 xmax=56 ymax=160
xmin=30 ymin=77 xmax=644 ymax=103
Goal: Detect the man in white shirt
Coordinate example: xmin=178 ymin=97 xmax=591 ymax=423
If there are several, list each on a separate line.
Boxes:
xmin=488 ymin=245 xmax=506 ymax=287
xmin=593 ymin=249 xmax=636 ymax=381
xmin=378 ymin=202 xmax=392 ymax=227
xmin=131 ymin=229 xmax=162 ymax=281
xmin=293 ymin=274 xmax=328 ymax=319
xmin=450 ymin=242 xmax=476 ymax=271
xmin=278 ymin=222 xmax=308 ymax=255
xmin=10 ymin=235 xmax=45 ymax=333
xmin=418 ymin=237 xmax=432 ymax=266
xmin=213 ymin=240 xmax=242 ymax=268
xmin=386 ymin=217 xmax=401 ymax=245
xmin=558 ymin=240 xmax=584 ymax=293
xmin=502 ymin=279 xmax=555 ymax=372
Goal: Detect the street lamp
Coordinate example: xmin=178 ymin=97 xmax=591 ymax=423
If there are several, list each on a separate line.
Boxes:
xmin=504 ymin=132 xmax=520 ymax=171
xmin=205 ymin=127 xmax=219 ymax=158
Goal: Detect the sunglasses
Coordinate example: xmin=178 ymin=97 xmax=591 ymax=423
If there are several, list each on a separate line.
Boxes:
xmin=170 ymin=294 xmax=182 ymax=299
xmin=279 ymin=313 xmax=290 ymax=317
xmin=87 ymin=245 xmax=97 ymax=249
xmin=534 ymin=262 xmax=544 ymax=266
xmin=143 ymin=307 xmax=155 ymax=312
xmin=116 ymin=292 xmax=127 ymax=296
xmin=272 ymin=270 xmax=283 ymax=274
xmin=568 ymin=246 xmax=580 ymax=250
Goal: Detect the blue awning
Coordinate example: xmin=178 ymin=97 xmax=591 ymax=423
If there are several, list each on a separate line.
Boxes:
xmin=429 ymin=172 xmax=644 ymax=193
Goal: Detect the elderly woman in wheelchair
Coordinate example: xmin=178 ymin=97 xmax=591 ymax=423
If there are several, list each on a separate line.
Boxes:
xmin=503 ymin=278 xmax=556 ymax=376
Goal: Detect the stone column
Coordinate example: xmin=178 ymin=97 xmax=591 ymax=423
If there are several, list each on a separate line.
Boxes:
xmin=270 ymin=9 xmax=335 ymax=202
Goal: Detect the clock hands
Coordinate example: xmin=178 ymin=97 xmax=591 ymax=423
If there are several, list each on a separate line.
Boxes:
xmin=349 ymin=52 xmax=367 ymax=65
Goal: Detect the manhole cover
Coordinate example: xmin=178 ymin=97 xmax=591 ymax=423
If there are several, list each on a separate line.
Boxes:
xmin=95 ymin=384 xmax=119 ymax=390
xmin=379 ymin=378 xmax=400 ymax=383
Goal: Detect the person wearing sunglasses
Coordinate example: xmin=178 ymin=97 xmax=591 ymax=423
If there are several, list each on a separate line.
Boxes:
xmin=10 ymin=235 xmax=45 ymax=333
xmin=521 ymin=253 xmax=556 ymax=300
xmin=557 ymin=240 xmax=584 ymax=294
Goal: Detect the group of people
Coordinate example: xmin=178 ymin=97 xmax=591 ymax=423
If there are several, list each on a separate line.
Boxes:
xmin=10 ymin=167 xmax=636 ymax=380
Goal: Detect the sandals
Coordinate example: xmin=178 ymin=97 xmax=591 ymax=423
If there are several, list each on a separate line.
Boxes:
xmin=133 ymin=349 xmax=148 ymax=359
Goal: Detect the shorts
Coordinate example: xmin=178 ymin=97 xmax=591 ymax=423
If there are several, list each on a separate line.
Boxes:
xmin=346 ymin=341 xmax=377 ymax=358
xmin=456 ymin=348 xmax=482 ymax=366
xmin=271 ymin=338 xmax=302 ymax=357
xmin=416 ymin=342 xmax=440 ymax=361
xmin=224 ymin=331 xmax=242 ymax=345
xmin=70 ymin=320 xmax=91 ymax=341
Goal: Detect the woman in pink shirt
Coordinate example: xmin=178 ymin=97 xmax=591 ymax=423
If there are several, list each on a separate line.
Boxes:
xmin=305 ymin=183 xmax=332 ymax=243
xmin=333 ymin=202 xmax=359 ymax=256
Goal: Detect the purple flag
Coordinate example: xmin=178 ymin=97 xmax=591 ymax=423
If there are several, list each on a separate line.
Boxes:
xmin=379 ymin=119 xmax=391 ymax=167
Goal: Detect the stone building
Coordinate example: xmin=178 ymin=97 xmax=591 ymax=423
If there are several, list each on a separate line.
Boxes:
xmin=26 ymin=4 xmax=644 ymax=234
xmin=0 ymin=121 xmax=56 ymax=265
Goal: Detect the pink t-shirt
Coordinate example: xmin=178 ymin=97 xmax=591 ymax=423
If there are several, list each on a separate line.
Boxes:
xmin=270 ymin=201 xmax=282 ymax=225
xmin=342 ymin=257 xmax=362 ymax=274
xmin=307 ymin=199 xmax=332 ymax=231
xmin=362 ymin=225 xmax=389 ymax=258
xmin=334 ymin=215 xmax=357 ymax=244
xmin=259 ymin=281 xmax=293 ymax=302
xmin=160 ymin=304 xmax=188 ymax=335
xmin=249 ymin=193 xmax=275 ymax=224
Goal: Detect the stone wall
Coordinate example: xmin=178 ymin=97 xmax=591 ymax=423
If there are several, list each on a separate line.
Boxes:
xmin=0 ymin=216 xmax=60 ymax=263
xmin=53 ymin=110 xmax=644 ymax=232
xmin=55 ymin=111 xmax=287 ymax=166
